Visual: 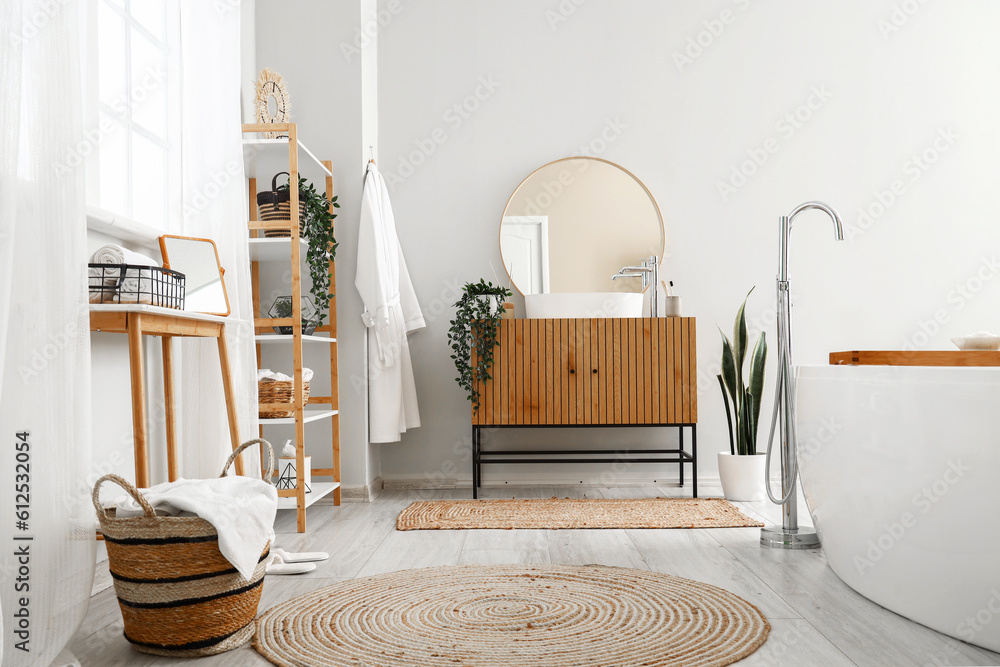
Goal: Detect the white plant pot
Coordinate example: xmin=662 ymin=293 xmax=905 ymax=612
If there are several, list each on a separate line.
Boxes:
xmin=718 ymin=452 xmax=767 ymax=501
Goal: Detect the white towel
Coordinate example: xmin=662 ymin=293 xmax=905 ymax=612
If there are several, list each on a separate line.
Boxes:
xmin=115 ymin=476 xmax=278 ymax=580
xmin=90 ymin=243 xmax=160 ymax=267
xmin=257 ymin=368 xmax=314 ymax=383
xmin=88 ymin=244 xmax=180 ymax=306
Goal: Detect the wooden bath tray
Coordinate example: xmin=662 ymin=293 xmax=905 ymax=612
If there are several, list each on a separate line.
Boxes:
xmin=830 ymin=350 xmax=1000 ymax=367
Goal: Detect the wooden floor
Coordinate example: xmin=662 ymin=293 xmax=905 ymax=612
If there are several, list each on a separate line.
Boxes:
xmin=69 ymin=484 xmax=1000 ymax=666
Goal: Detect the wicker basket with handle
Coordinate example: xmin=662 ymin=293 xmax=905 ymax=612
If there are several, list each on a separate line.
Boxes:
xmin=256 ymin=171 xmax=307 ymax=238
xmin=258 ymin=377 xmax=311 ymax=418
xmin=92 ymin=439 xmax=275 ymax=658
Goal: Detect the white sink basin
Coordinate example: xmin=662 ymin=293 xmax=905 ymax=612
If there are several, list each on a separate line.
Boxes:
xmin=524 ymin=292 xmax=644 ymax=318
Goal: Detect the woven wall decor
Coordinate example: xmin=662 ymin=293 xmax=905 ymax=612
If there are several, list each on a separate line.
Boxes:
xmin=254 ymin=67 xmax=290 ymax=139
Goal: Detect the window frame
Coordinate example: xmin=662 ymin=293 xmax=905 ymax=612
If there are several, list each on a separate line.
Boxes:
xmin=83 ymin=0 xmax=181 ymax=238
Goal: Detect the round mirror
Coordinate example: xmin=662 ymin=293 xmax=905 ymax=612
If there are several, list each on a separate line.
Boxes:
xmin=500 ymin=157 xmax=664 ymax=296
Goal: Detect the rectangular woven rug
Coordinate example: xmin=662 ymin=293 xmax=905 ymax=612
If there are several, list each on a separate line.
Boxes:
xmin=396 ymin=497 xmax=763 ymax=531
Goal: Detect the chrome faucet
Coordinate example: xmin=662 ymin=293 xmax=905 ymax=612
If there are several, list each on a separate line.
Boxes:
xmin=613 ymin=255 xmax=659 ymax=317
xmin=761 ymin=201 xmax=844 ymax=550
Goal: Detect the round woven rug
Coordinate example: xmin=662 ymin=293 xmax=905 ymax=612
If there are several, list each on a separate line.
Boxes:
xmin=254 ymin=564 xmax=770 ymax=667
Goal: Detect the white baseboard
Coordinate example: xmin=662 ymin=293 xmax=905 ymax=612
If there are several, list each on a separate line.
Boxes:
xmin=382 ymin=476 xmax=754 ymax=490
xmin=338 ymin=476 xmax=384 ymax=503
xmin=381 ymin=476 xmax=784 ymax=491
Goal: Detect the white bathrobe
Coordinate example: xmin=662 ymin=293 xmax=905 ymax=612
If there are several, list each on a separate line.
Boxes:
xmin=356 ymin=163 xmax=426 ymax=443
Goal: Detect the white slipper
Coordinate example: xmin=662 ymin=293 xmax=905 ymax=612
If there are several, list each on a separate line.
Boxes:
xmin=271 ymin=547 xmax=329 ymax=563
xmin=265 ymin=553 xmax=317 ymax=575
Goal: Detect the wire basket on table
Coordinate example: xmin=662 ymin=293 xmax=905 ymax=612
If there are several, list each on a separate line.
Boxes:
xmin=89 ymin=263 xmax=186 ymax=309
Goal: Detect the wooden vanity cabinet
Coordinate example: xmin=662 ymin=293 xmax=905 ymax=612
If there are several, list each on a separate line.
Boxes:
xmin=473 ymin=317 xmax=697 ymax=427
xmin=470 ymin=317 xmax=699 ymax=498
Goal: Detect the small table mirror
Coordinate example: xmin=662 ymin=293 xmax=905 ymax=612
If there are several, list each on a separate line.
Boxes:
xmin=159 ymin=235 xmax=231 ymax=316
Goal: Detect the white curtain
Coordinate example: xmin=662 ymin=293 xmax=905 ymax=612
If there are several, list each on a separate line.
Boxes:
xmin=0 ymin=0 xmax=96 ymax=664
xmin=174 ymin=1 xmax=260 ymax=478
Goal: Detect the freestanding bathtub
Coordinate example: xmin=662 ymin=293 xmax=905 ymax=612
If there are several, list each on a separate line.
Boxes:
xmin=795 ymin=364 xmax=1000 ymax=653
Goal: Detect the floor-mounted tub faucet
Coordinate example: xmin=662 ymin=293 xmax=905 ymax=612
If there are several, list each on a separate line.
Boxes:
xmin=761 ymin=201 xmax=843 ymax=550
xmin=613 ymin=255 xmax=659 ymax=317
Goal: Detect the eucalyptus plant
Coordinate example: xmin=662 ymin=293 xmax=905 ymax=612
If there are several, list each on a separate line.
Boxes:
xmin=718 ymin=288 xmax=767 ymax=456
xmin=278 ymin=175 xmax=339 ymax=325
xmin=448 ymin=279 xmax=513 ymax=413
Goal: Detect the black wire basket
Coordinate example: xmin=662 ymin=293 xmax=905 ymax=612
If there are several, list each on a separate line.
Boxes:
xmin=88 ymin=264 xmax=186 ymax=309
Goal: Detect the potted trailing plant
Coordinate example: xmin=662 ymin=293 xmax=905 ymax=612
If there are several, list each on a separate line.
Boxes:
xmin=447 ymin=279 xmax=513 ymax=413
xmin=717 ymin=288 xmax=768 ymax=501
xmin=268 ymin=295 xmax=320 ymax=336
xmin=277 ymin=175 xmax=340 ymax=326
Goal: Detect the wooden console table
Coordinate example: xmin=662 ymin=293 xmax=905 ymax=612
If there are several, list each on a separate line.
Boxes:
xmin=90 ymin=304 xmax=244 ymax=486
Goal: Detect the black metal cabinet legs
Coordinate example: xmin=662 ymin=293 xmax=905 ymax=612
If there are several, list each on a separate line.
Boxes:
xmin=471 ymin=424 xmax=698 ymax=500
xmin=472 ymin=426 xmax=481 ymax=499
xmin=691 ymin=424 xmax=698 ymax=498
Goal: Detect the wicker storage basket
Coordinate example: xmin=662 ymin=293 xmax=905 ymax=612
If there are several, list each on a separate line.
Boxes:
xmin=92 ymin=439 xmax=275 ymax=658
xmin=259 ymin=378 xmax=311 ymax=418
xmin=256 ymin=171 xmax=307 ymax=238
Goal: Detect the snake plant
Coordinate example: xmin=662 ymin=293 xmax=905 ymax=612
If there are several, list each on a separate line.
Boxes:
xmin=718 ymin=288 xmax=767 ymax=456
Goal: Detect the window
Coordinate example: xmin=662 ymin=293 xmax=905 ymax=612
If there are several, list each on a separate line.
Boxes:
xmin=84 ymin=0 xmax=179 ymax=231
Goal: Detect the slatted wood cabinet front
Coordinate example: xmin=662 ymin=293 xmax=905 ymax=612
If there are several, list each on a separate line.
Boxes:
xmin=472 ymin=317 xmax=697 ymax=426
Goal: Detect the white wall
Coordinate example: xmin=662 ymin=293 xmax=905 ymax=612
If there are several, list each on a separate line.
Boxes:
xmin=360 ymin=0 xmax=381 ymax=488
xmin=373 ymin=0 xmax=1000 ymax=486
xmin=240 ymin=0 xmax=256 ymax=122
xmin=254 ymin=0 xmax=375 ymax=492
